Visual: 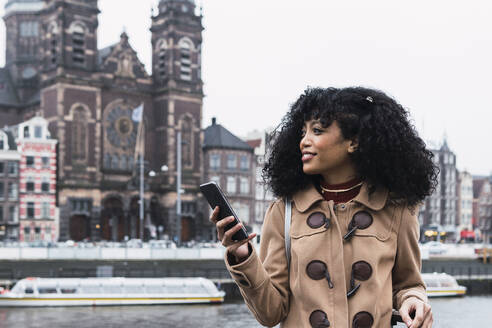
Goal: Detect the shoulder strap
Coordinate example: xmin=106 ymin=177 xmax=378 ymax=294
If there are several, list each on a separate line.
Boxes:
xmin=284 ymin=197 xmax=292 ymax=269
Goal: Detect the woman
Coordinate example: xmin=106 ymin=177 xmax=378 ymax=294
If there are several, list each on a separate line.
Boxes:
xmin=211 ymin=87 xmax=436 ymax=328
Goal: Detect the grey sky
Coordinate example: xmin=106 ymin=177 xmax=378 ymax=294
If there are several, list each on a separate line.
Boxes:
xmin=1 ymin=0 xmax=491 ymax=175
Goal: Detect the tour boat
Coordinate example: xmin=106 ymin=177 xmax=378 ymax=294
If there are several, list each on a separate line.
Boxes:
xmin=0 ymin=277 xmax=225 ymax=307
xmin=422 ymin=272 xmax=466 ymax=297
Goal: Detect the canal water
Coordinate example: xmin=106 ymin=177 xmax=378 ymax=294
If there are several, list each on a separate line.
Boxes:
xmin=0 ymin=296 xmax=490 ymax=327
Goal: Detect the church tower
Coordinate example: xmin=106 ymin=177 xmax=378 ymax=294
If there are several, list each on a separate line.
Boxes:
xmin=38 ymin=0 xmax=102 ymax=241
xmin=39 ymin=0 xmax=99 ymax=81
xmin=3 ymin=0 xmax=44 ymax=102
xmin=150 ymin=0 xmax=204 ymax=242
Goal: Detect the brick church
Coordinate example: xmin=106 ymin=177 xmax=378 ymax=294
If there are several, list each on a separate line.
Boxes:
xmin=0 ymin=0 xmax=206 ymax=242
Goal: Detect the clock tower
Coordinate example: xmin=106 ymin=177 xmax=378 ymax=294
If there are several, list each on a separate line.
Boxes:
xmin=150 ymin=0 xmax=204 ymax=241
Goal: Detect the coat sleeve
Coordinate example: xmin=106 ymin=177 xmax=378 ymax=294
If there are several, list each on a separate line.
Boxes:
xmin=224 ymin=199 xmax=290 ymax=327
xmin=392 ymin=205 xmax=428 ymax=310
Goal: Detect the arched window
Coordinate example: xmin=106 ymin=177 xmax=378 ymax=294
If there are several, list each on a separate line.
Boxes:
xmin=71 ymin=23 xmax=86 ymax=65
xmin=179 ymin=39 xmax=193 ymax=81
xmin=111 ymin=154 xmax=119 ymax=169
xmin=126 ymin=155 xmax=134 ymax=171
xmin=120 ymin=155 xmax=129 ymax=171
xmin=48 ymin=21 xmax=58 ymax=65
xmin=104 ymin=153 xmax=111 ymax=169
xmin=72 ymin=107 xmax=88 ymax=162
xmin=197 ymin=43 xmax=202 ymax=80
xmin=181 ymin=116 xmax=193 ymax=167
xmin=156 ymin=39 xmax=167 ymax=79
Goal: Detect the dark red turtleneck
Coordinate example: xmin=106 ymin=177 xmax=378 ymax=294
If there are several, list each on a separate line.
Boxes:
xmin=320 ymin=177 xmax=363 ymax=204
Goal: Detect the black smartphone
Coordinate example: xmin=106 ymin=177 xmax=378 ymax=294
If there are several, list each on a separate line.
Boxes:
xmin=199 ymin=181 xmax=249 ymax=241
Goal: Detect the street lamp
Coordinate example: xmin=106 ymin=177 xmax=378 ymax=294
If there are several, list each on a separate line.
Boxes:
xmin=176 ymin=131 xmax=182 ymax=246
xmin=175 ymin=132 xmax=189 ymax=246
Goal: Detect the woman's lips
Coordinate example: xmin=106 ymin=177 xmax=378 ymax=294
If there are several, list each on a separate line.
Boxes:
xmin=302 ymin=153 xmax=315 ymax=162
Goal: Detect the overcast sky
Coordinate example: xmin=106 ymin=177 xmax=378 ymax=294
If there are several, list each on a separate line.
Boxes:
xmin=1 ymin=0 xmax=491 ymax=175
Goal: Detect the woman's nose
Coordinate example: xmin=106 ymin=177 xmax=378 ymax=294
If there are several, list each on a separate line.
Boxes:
xmin=300 ymin=133 xmax=311 ymax=147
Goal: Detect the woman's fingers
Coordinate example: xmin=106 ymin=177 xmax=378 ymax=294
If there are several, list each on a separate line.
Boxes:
xmin=421 ymin=311 xmax=433 ymax=328
xmin=422 ymin=303 xmax=433 ymax=328
xmin=222 ymin=221 xmax=244 ymax=246
xmin=209 ymin=206 xmax=220 ymax=223
xmin=398 ymin=302 xmax=412 ymax=327
xmin=216 ymin=216 xmax=235 ymax=240
xmin=409 ymin=302 xmax=424 ymax=328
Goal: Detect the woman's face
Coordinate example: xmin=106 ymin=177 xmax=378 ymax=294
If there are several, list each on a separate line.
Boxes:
xmin=300 ymin=119 xmax=356 ymax=181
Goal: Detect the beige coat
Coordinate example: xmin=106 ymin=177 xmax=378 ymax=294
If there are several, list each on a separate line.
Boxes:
xmin=225 ymin=182 xmax=427 ymax=328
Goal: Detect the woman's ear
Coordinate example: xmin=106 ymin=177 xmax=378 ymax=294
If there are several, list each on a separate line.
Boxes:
xmin=348 ymin=138 xmax=359 ymax=153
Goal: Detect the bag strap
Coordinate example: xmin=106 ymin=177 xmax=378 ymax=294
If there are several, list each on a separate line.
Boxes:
xmin=284 ymin=197 xmax=292 ymax=269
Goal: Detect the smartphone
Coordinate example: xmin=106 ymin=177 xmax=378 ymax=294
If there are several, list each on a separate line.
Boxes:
xmin=199 ymin=181 xmax=249 ymax=241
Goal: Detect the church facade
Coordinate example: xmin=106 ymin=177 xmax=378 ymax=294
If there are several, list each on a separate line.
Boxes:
xmin=0 ymin=0 xmax=207 ymax=242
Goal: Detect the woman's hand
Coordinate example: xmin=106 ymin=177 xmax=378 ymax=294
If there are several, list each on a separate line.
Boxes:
xmin=210 ymin=206 xmax=257 ymax=263
xmin=399 ymin=296 xmax=433 ymax=328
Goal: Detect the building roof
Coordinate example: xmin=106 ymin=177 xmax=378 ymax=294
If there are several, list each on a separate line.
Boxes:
xmin=4 ymin=0 xmax=44 ymax=15
xmin=246 ymin=138 xmax=261 ymax=149
xmin=98 ymin=44 xmax=116 ymax=67
xmin=0 ymin=68 xmax=20 ymax=107
xmin=203 ymin=118 xmax=253 ymax=152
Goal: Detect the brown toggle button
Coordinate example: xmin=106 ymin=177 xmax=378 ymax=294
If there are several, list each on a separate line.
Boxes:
xmin=306 ymin=260 xmax=334 ymax=288
xmin=353 ymin=311 xmax=374 ymax=328
xmin=343 ymin=211 xmax=373 ymax=240
xmin=347 ymin=261 xmax=372 ymax=298
xmin=309 ymin=310 xmax=330 ymax=327
xmin=307 ymin=212 xmax=330 ymax=229
xmin=352 ymin=261 xmax=372 ymax=281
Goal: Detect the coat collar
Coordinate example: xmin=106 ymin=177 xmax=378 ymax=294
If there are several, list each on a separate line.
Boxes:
xmin=292 ymin=181 xmax=389 ymax=212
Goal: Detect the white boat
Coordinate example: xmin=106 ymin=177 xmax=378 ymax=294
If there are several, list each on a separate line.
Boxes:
xmin=0 ymin=277 xmax=225 ymax=307
xmin=422 ymin=272 xmax=466 ymax=297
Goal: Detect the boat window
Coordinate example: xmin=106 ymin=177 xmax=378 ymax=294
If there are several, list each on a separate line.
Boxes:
xmin=80 ymin=286 xmax=101 ymax=294
xmin=38 ymin=288 xmax=58 ymax=294
xmin=441 ymin=280 xmax=454 ymax=287
xmin=124 ymin=286 xmax=141 ymax=293
xmin=24 ymin=288 xmax=34 ymax=294
xmin=60 ymin=288 xmax=78 ymax=294
xmin=102 ymin=286 xmax=122 ymax=294
xmin=164 ymin=285 xmax=183 ymax=294
xmin=145 ymin=286 xmax=165 ymax=294
xmin=425 ymin=281 xmax=439 ymax=287
xmin=183 ymin=285 xmax=206 ymax=294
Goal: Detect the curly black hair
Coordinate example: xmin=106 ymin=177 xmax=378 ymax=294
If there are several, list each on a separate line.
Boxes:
xmin=262 ymin=86 xmax=439 ymax=207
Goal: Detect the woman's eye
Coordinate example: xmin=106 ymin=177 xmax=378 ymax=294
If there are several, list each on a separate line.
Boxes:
xmin=313 ymin=128 xmax=322 ymax=134
xmin=301 ymin=130 xmax=306 ymax=137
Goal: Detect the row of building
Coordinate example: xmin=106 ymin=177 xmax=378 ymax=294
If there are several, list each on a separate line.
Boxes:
xmin=0 ymin=116 xmax=57 ymax=241
xmin=0 ymin=0 xmax=490 ymax=244
xmin=0 ymin=114 xmax=272 ymax=243
xmin=418 ymin=141 xmax=492 ymax=243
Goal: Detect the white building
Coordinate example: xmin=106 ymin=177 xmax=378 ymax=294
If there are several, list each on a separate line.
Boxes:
xmin=457 ymin=171 xmax=473 ymax=231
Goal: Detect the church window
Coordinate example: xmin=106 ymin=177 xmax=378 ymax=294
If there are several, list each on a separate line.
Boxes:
xmin=128 ymin=155 xmax=134 ymax=171
xmin=72 ymin=107 xmax=88 ymax=162
xmin=104 ymin=154 xmax=111 ymax=169
xmin=197 ymin=43 xmax=202 ymax=79
xmin=181 ymin=117 xmax=193 ymax=167
xmin=111 ymin=155 xmax=119 ymax=169
xmin=23 ymin=126 xmax=30 ymax=138
xmin=48 ymin=22 xmax=58 ymax=65
xmin=157 ymin=40 xmax=167 ymax=79
xmin=71 ymin=23 xmax=86 ymax=65
xmin=179 ymin=40 xmax=193 ymax=81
